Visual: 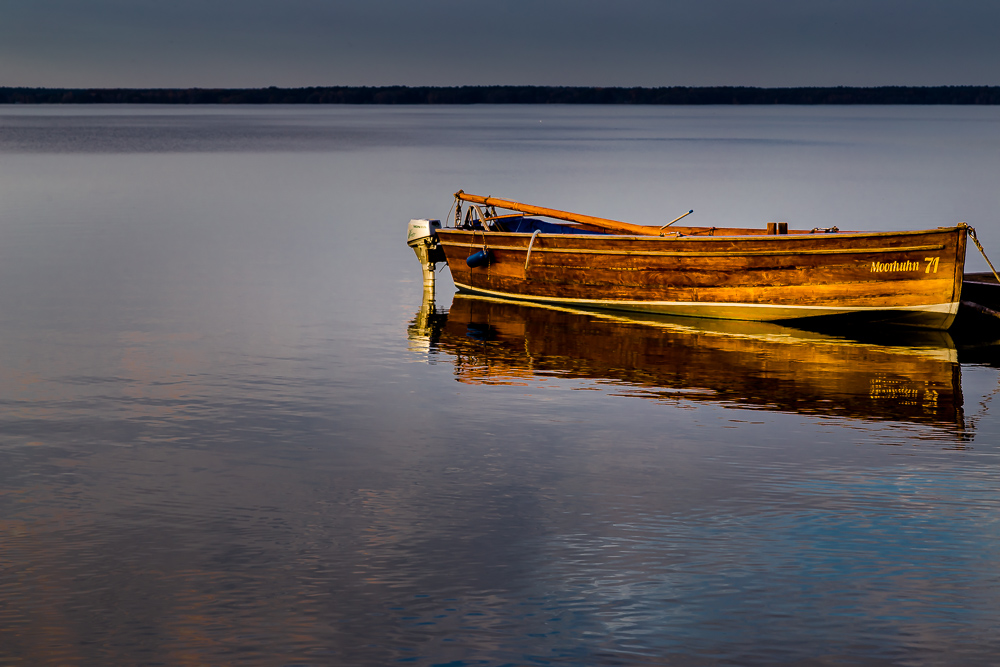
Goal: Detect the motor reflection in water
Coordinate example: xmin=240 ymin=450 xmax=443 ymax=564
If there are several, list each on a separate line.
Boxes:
xmin=408 ymin=290 xmax=992 ymax=438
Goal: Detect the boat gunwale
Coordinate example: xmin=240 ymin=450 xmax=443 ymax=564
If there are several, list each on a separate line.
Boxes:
xmin=436 ymin=225 xmax=967 ymax=243
xmin=439 ymin=241 xmax=947 ymax=258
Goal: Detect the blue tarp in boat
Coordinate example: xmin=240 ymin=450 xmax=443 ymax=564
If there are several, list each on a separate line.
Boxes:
xmin=485 ymin=216 xmax=605 ymax=234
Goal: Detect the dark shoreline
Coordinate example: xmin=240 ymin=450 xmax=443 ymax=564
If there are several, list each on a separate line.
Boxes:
xmin=2 ymin=85 xmax=999 ymax=105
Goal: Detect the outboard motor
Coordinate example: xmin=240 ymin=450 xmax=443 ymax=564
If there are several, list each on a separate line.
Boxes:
xmin=406 ymin=219 xmax=446 ymax=293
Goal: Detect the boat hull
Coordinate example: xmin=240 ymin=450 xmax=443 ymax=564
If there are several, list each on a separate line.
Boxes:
xmin=436 ymin=226 xmax=968 ymax=330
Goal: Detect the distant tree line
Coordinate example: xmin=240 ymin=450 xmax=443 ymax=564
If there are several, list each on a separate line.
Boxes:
xmin=1 ymin=86 xmax=999 ymax=105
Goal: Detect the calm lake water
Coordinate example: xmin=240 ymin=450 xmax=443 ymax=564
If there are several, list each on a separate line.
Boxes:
xmin=2 ymin=105 xmax=1000 ymax=665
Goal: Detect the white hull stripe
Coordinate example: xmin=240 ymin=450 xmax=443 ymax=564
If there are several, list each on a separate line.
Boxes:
xmin=453 ymin=282 xmax=959 ymax=317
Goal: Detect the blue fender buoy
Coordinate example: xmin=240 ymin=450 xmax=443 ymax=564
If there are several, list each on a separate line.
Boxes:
xmin=466 ymin=250 xmax=491 ymax=268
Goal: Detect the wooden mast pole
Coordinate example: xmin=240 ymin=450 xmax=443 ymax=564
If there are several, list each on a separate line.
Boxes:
xmin=455 ymin=190 xmax=662 ymax=236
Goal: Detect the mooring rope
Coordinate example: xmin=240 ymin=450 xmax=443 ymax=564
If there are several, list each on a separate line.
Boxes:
xmin=969 ymin=226 xmax=1000 ymax=284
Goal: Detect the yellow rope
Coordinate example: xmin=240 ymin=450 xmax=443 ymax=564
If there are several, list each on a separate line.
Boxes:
xmin=969 ymin=226 xmax=1000 ymax=284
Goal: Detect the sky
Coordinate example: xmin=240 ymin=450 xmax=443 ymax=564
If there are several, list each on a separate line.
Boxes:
xmin=1 ymin=0 xmax=998 ymax=89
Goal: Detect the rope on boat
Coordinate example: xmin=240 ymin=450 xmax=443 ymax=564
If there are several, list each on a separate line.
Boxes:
xmin=969 ymin=225 xmax=1000 ymax=284
xmin=443 ymin=199 xmax=456 ymax=229
xmin=524 ymin=230 xmax=540 ymax=270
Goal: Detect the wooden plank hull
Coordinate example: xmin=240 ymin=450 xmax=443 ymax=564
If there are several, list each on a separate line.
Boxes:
xmin=436 ymin=225 xmax=968 ymax=330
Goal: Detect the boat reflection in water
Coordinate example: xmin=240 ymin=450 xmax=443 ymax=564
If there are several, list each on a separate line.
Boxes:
xmin=409 ymin=290 xmax=977 ymax=437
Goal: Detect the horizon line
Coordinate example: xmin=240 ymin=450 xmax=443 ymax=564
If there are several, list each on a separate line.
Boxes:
xmin=2 ymin=85 xmax=999 ymax=105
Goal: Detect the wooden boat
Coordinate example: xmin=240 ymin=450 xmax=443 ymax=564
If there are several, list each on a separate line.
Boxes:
xmin=407 ymin=191 xmax=975 ymax=330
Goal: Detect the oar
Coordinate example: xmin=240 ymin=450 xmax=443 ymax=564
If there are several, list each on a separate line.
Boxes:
xmin=455 ymin=191 xmax=661 ymax=235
